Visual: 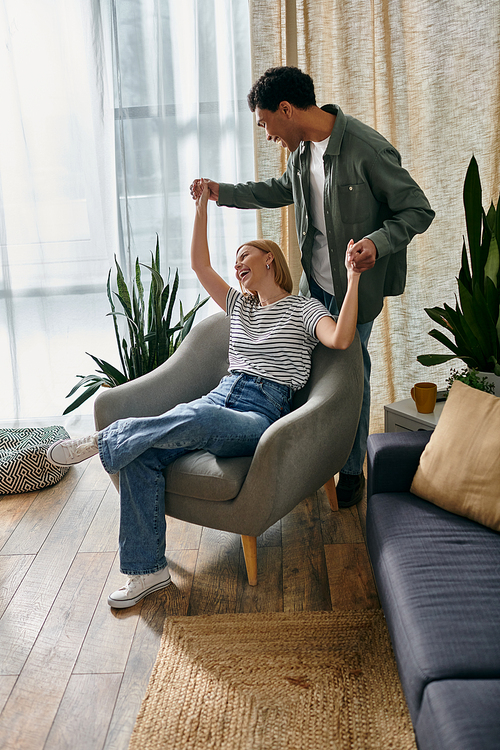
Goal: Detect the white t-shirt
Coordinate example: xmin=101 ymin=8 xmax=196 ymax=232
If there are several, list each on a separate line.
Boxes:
xmin=309 ymin=136 xmax=334 ymax=295
xmin=226 ymin=287 xmax=332 ymax=390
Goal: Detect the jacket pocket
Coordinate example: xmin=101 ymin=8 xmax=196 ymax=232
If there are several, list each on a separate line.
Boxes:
xmin=338 ymin=182 xmax=371 ymax=224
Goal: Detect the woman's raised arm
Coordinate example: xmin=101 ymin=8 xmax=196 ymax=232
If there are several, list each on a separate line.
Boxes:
xmin=190 ymin=181 xmax=230 ymax=310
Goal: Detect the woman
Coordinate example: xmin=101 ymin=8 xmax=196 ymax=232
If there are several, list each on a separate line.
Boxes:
xmin=47 ymin=181 xmax=363 ymax=608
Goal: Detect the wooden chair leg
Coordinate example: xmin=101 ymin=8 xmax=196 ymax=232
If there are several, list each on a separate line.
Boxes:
xmin=241 ymin=535 xmax=258 ymax=586
xmin=323 ymin=476 xmax=339 ymax=512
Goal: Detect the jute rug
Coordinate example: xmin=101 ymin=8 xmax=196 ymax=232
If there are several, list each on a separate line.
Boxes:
xmin=128 ymin=610 xmax=417 ymax=750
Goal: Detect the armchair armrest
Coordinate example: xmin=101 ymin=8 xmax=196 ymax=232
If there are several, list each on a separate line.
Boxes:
xmin=367 ymin=431 xmax=432 ymax=499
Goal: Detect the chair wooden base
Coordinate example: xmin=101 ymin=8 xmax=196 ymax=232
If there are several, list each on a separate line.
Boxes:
xmin=240 ymin=534 xmax=258 ymax=586
xmin=323 ymin=476 xmax=339 ymax=511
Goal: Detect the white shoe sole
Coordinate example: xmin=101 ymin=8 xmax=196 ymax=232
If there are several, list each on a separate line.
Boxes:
xmin=107 ymin=575 xmax=172 ymax=608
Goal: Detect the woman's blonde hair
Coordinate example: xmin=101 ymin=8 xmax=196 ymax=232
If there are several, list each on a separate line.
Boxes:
xmin=236 ymin=239 xmax=293 ymax=296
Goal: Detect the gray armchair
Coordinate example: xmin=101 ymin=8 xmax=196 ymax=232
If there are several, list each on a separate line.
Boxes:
xmin=94 ymin=312 xmax=363 ymax=585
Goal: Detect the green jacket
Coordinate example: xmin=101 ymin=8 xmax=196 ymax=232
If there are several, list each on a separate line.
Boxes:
xmin=218 ymin=104 xmax=435 ymax=324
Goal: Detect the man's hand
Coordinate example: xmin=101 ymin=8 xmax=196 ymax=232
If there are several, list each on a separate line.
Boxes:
xmin=347 ymin=237 xmax=377 ymax=272
xmin=190 ymin=178 xmax=220 ymax=202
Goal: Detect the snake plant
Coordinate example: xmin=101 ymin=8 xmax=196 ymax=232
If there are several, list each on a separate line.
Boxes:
xmin=64 ymin=237 xmax=208 ymax=414
xmin=418 ymin=156 xmax=500 ymax=375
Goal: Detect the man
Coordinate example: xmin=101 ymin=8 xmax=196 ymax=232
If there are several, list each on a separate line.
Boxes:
xmin=190 ymin=66 xmax=434 ymax=507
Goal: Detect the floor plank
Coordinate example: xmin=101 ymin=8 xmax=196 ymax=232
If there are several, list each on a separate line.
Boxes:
xmin=187 ymin=528 xmax=240 ymax=615
xmin=0 ymin=555 xmax=35 ymax=618
xmin=236 ymin=546 xmax=283 ymax=613
xmin=318 ymin=487 xmax=365 ymax=545
xmin=0 ymin=675 xmax=17 ymax=714
xmin=0 ymin=490 xmax=105 ymax=675
xmin=0 ymin=552 xmax=114 ymax=750
xmin=79 ymin=483 xmax=120 ymax=554
xmin=0 ymin=493 xmax=37 ymax=551
xmin=282 ymin=492 xmax=332 ymax=612
xmin=45 ymin=673 xmax=122 ymax=750
xmin=73 ymin=554 xmax=139 ymax=675
xmin=324 ymin=543 xmax=380 ymax=610
xmin=166 ymin=516 xmax=203 ymax=550
xmin=0 ymin=466 xmax=85 ymax=556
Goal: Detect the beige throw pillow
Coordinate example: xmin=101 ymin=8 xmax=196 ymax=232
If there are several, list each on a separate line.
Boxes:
xmin=410 ymin=380 xmax=500 ymax=531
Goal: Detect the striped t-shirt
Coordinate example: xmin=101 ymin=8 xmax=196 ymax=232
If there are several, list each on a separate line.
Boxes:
xmin=226 ymin=287 xmax=333 ymax=390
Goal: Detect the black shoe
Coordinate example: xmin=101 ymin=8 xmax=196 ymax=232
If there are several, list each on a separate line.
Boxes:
xmin=336 ymin=472 xmax=365 ymax=508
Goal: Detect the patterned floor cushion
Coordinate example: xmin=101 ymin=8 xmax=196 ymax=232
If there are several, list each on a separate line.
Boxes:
xmin=0 ymin=426 xmax=70 ymax=495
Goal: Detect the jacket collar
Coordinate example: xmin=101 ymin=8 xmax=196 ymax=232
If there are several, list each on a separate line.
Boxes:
xmin=298 ymin=104 xmax=345 ymax=157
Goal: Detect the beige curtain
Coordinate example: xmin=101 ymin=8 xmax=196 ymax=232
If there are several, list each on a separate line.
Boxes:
xmin=248 ymin=0 xmax=500 ymax=432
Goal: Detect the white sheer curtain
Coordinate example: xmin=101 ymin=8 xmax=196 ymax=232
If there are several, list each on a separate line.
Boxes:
xmin=0 ymin=0 xmax=117 ymax=423
xmin=1 ymin=0 xmax=255 ymax=422
xmin=112 ymin=0 xmax=256 ymax=315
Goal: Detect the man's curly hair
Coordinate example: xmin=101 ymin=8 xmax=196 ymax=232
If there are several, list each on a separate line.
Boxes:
xmin=247 ymin=67 xmax=316 ymax=112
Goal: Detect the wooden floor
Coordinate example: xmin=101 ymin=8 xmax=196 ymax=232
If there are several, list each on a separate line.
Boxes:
xmin=0 ymin=455 xmax=380 ymax=750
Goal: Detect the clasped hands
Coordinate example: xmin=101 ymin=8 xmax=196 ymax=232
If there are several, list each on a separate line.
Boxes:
xmin=190 ymin=178 xmax=219 ymax=202
xmin=346 ymin=237 xmax=377 ymax=272
xmin=190 ymin=178 xmax=376 ymax=272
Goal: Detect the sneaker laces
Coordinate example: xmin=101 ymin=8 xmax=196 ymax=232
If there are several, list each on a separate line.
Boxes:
xmin=67 ymin=436 xmax=97 ymax=459
xmin=122 ymin=575 xmax=144 ymax=594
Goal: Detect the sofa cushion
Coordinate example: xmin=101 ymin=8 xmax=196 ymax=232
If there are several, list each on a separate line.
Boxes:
xmin=165 ymin=451 xmax=252 ymax=501
xmin=366 ymin=490 xmax=500 ymax=721
xmin=411 ymin=380 xmax=500 ymax=531
xmin=415 ymin=679 xmax=500 ymax=750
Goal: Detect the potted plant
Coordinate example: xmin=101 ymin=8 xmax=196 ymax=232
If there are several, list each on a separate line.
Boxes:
xmin=445 ymin=366 xmax=495 ymax=395
xmin=64 ymin=237 xmax=208 ymax=413
xmin=417 ymin=156 xmax=500 ymax=393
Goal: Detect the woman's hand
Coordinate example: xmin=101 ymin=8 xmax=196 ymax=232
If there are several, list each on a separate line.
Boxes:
xmin=346 ymin=237 xmax=377 ymax=272
xmin=190 ymin=178 xmax=220 ymax=203
xmin=195 ymin=179 xmax=210 ymax=211
xmin=345 ymin=239 xmax=363 ymax=281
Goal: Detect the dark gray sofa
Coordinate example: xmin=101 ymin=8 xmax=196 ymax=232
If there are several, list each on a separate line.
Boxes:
xmin=366 ymin=430 xmax=500 ymax=750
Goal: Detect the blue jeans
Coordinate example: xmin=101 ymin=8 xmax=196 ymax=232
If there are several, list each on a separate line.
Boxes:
xmin=309 ymin=277 xmax=373 ymax=476
xmin=97 ymin=373 xmax=292 ymax=575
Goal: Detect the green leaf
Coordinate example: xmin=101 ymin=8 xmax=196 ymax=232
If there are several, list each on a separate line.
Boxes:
xmin=63 ymin=381 xmax=104 ymax=414
xmin=485 ymin=233 xmax=499 ymax=287
xmin=484 ymin=276 xmax=500 ymax=330
xmin=166 ymin=269 xmax=180 ymax=329
xmin=471 ymin=282 xmax=498 ymax=357
xmin=114 ymin=258 xmax=133 ymax=318
xmin=86 ymin=353 xmax=128 ymax=385
xmin=490 ymin=356 xmax=500 ymax=377
xmin=427 ymin=328 xmax=459 ymax=354
xmin=443 ymin=301 xmax=487 ymax=367
xmin=417 ymin=354 xmax=457 ymax=366
xmin=135 ymin=257 xmax=144 ymax=305
xmin=463 ymin=155 xmax=482 ymax=276
xmin=424 ymin=305 xmax=453 ymax=331
xmin=65 ymin=373 xmax=108 ymax=398
xmin=458 ymin=239 xmax=472 ymax=293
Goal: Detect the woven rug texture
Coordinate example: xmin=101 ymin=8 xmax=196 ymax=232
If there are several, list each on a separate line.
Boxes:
xmin=128 ymin=610 xmax=416 ymax=750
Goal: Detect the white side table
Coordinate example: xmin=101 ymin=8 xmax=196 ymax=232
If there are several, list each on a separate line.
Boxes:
xmin=384 ymin=397 xmax=445 ymax=432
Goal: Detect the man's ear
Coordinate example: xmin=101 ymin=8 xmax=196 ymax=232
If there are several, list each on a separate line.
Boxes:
xmin=279 ymin=101 xmax=293 ymax=118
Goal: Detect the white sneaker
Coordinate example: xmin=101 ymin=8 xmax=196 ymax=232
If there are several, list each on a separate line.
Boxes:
xmin=47 ymin=433 xmax=99 ymax=467
xmin=107 ymin=567 xmax=172 ymax=608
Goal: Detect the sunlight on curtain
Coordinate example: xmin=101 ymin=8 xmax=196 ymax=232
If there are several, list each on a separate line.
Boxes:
xmin=0 ymin=0 xmax=118 ymax=422
xmin=248 ymin=0 xmax=500 ymax=432
xmin=111 ymin=0 xmax=256 ymax=318
xmin=1 ymin=0 xmax=255 ymax=421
